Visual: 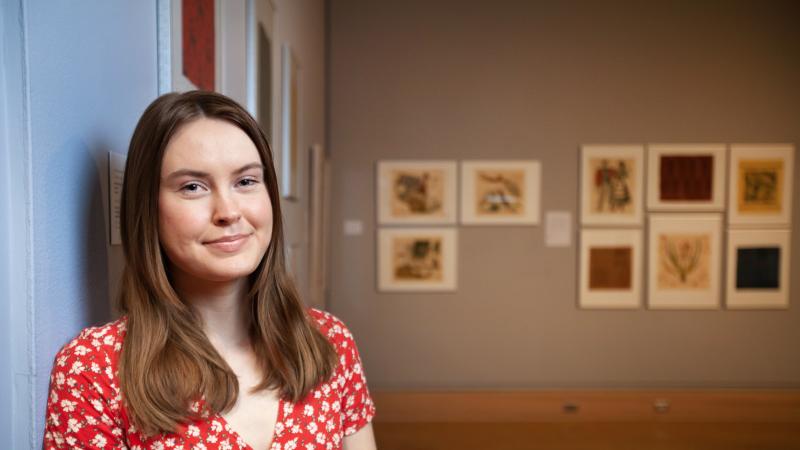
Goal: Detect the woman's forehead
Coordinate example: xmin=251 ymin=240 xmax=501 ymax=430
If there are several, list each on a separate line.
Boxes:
xmin=161 ymin=117 xmax=261 ymax=171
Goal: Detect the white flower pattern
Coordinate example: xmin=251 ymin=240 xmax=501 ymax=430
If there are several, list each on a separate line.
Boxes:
xmin=43 ymin=309 xmax=374 ymax=449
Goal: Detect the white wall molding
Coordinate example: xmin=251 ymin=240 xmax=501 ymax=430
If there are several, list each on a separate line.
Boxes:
xmin=1 ymin=0 xmax=35 ymax=448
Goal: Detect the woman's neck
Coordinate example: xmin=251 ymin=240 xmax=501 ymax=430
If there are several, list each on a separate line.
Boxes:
xmin=171 ymin=270 xmax=252 ymax=352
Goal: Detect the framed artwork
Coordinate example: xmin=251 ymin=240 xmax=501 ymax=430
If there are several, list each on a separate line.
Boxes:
xmin=170 ymin=0 xmax=221 ymax=92
xmin=580 ymin=145 xmax=645 ymax=226
xmin=460 ymin=160 xmax=541 ymax=225
xmin=646 ymin=144 xmax=726 ymax=211
xmin=648 ymin=214 xmax=723 ymax=309
xmin=726 ymin=229 xmax=791 ymax=309
xmin=378 ymin=228 xmax=457 ymax=292
xmin=308 ymin=144 xmax=329 ymax=309
xmin=727 ymin=144 xmax=794 ymax=227
xmin=281 ymin=43 xmax=300 ymax=200
xmin=377 ymin=160 xmax=457 ymax=225
xmin=579 ymin=229 xmax=643 ymax=309
xmin=251 ymin=0 xmax=276 ymax=143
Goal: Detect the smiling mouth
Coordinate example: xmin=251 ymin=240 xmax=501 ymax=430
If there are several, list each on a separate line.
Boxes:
xmin=204 ymin=234 xmax=250 ymax=252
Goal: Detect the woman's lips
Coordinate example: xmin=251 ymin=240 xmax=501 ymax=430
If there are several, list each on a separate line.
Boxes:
xmin=204 ymin=234 xmax=249 ymax=253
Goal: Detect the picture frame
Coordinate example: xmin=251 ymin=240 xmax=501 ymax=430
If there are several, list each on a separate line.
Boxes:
xmin=308 ymin=144 xmax=329 ymax=310
xmin=647 ymin=214 xmax=723 ymax=309
xmin=725 ymin=229 xmax=791 ymax=309
xmin=460 ymin=160 xmax=541 ymax=225
xmin=250 ymin=0 xmax=277 ymax=143
xmin=727 ymin=144 xmax=795 ymax=228
xmin=280 ymin=43 xmax=300 ymax=200
xmin=579 ymin=228 xmax=643 ymax=309
xmin=167 ymin=0 xmax=222 ymax=93
xmin=378 ymin=228 xmax=457 ymax=292
xmin=646 ymin=144 xmax=727 ymax=211
xmin=377 ymin=160 xmax=458 ymax=225
xmin=580 ymin=144 xmax=645 ymax=226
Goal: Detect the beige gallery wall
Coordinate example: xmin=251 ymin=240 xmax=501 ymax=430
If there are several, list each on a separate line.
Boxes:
xmin=326 ymin=0 xmax=800 ymax=389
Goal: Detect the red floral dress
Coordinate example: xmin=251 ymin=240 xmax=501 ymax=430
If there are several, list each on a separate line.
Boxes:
xmin=43 ymin=309 xmax=375 ymax=450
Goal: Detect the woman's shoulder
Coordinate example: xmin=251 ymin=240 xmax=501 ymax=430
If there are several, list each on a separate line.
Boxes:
xmin=51 ymin=316 xmax=127 ymax=374
xmin=307 ymin=308 xmax=365 ymax=363
xmin=307 ymin=307 xmax=356 ymax=344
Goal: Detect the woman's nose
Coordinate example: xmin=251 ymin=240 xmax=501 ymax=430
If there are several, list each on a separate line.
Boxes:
xmin=212 ymin=192 xmax=242 ymax=226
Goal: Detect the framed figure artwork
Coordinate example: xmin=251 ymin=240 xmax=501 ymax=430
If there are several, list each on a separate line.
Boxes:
xmin=648 ymin=214 xmax=723 ymax=309
xmin=726 ymin=229 xmax=791 ymax=309
xmin=579 ymin=228 xmax=643 ymax=309
xmin=647 ymin=144 xmax=727 ymax=211
xmin=727 ymin=144 xmax=795 ymax=227
xmin=377 ymin=228 xmax=457 ymax=292
xmin=580 ymin=145 xmax=645 ymax=226
xmin=377 ymin=161 xmax=458 ymax=225
xmin=460 ymin=160 xmax=541 ymax=225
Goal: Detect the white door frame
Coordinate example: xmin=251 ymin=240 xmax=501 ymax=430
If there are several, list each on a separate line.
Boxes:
xmin=1 ymin=0 xmax=35 ymax=448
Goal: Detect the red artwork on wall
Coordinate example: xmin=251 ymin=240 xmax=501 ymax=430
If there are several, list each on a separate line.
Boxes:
xmin=182 ymin=0 xmax=215 ymax=91
xmin=660 ymin=155 xmax=713 ymax=201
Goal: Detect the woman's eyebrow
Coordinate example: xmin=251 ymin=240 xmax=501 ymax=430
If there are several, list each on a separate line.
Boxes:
xmin=164 ymin=162 xmax=265 ymax=181
xmin=232 ymin=162 xmax=265 ymax=175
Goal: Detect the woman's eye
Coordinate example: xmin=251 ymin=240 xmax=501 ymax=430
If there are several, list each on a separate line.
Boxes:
xmin=180 ymin=183 xmax=203 ymax=193
xmin=238 ymin=178 xmax=259 ymax=187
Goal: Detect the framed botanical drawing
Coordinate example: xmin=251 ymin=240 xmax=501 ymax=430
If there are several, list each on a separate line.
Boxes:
xmin=580 ymin=145 xmax=645 ymax=226
xmin=460 ymin=160 xmax=541 ymax=225
xmin=727 ymin=144 xmax=795 ymax=227
xmin=726 ymin=229 xmax=791 ymax=309
xmin=646 ymin=144 xmax=726 ymax=211
xmin=378 ymin=228 xmax=457 ymax=292
xmin=579 ymin=229 xmax=643 ymax=309
xmin=377 ymin=161 xmax=457 ymax=225
xmin=648 ymin=214 xmax=723 ymax=309
xmin=281 ymin=43 xmax=300 ymax=200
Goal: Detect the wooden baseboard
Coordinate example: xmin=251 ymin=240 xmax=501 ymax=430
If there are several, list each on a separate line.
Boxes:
xmin=372 ymin=390 xmax=800 ymax=423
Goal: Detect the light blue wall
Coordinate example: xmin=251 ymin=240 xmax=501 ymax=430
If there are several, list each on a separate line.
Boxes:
xmin=19 ymin=1 xmax=158 ymax=447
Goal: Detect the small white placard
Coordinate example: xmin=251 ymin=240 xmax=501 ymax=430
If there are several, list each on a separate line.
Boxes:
xmin=108 ymin=152 xmax=126 ymax=245
xmin=545 ymin=211 xmax=572 ymax=247
xmin=343 ymin=220 xmax=364 ymax=236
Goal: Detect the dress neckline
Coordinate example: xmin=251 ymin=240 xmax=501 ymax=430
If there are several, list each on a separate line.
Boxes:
xmin=214 ymin=396 xmax=284 ymax=450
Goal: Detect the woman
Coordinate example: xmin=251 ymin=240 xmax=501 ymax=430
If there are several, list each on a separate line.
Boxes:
xmin=43 ymin=91 xmax=376 ymax=449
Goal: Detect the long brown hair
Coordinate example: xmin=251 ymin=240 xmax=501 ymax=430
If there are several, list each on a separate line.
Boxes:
xmin=117 ymin=91 xmax=337 ymax=435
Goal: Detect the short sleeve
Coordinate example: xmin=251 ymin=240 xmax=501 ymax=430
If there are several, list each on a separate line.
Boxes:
xmin=339 ymin=327 xmax=375 ymax=435
xmin=43 ymin=330 xmax=126 ymax=449
xmin=311 ymin=309 xmax=376 ymax=436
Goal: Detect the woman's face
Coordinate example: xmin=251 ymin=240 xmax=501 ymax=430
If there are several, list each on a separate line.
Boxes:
xmin=157 ymin=117 xmax=273 ymax=285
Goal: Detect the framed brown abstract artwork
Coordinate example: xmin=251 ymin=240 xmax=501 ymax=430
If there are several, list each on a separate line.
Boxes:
xmin=378 ymin=228 xmax=457 ymax=292
xmin=648 ymin=214 xmax=722 ymax=309
xmin=727 ymin=144 xmax=794 ymax=227
xmin=377 ymin=161 xmax=457 ymax=225
xmin=460 ymin=160 xmax=541 ymax=225
xmin=579 ymin=229 xmax=643 ymax=309
xmin=580 ymin=145 xmax=645 ymax=226
xmin=647 ymin=144 xmax=726 ymax=211
xmin=725 ymin=229 xmax=791 ymax=309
